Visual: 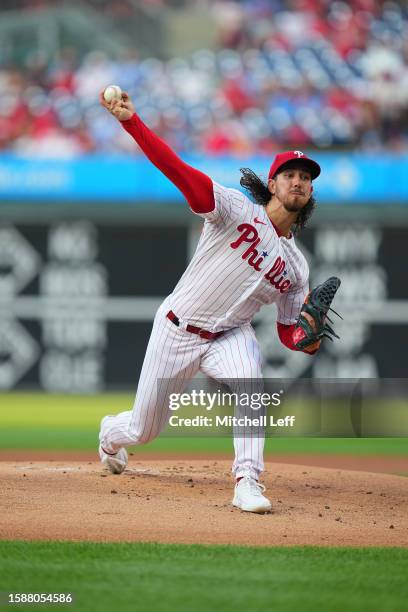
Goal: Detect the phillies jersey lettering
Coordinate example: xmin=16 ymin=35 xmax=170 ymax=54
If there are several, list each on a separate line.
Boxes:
xmin=169 ymin=182 xmax=310 ymax=330
xmin=230 ymin=223 xmax=292 ymax=292
xmin=230 ymin=223 xmax=265 ymax=271
xmin=264 ymin=257 xmax=291 ymax=293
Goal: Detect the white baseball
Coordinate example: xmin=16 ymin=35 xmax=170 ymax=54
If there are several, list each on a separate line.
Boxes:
xmin=103 ymin=85 xmax=122 ymax=103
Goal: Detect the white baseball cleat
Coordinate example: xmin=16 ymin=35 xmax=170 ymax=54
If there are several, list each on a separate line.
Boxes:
xmin=99 ymin=445 xmax=128 ymax=474
xmin=232 ymin=474 xmax=272 ymax=513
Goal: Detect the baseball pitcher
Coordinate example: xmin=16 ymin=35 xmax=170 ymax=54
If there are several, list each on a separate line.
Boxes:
xmin=98 ymin=90 xmax=341 ymax=513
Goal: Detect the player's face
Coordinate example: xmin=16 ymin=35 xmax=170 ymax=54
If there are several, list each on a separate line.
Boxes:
xmin=268 ymin=167 xmax=313 ymax=212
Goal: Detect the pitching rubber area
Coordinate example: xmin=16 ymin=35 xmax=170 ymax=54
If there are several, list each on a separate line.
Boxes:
xmin=1 ymin=458 xmax=407 ymax=546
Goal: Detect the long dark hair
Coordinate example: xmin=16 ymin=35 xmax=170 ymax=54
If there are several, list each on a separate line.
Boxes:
xmin=239 ymin=168 xmax=316 ymax=234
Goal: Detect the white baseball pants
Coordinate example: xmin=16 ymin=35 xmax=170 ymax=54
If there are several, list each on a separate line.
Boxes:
xmin=100 ymin=298 xmax=264 ymax=479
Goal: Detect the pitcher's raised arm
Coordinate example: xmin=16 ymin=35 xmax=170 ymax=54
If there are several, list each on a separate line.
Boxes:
xmin=99 ymin=89 xmax=215 ymax=213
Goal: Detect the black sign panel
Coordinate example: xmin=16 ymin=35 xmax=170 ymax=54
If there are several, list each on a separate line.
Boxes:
xmin=0 ymin=222 xmax=186 ymax=391
xmin=0 ymin=220 xmax=407 ymax=390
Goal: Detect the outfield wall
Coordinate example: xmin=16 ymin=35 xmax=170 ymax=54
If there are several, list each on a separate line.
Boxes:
xmin=1 ymin=153 xmax=407 ymax=392
xmin=1 ymin=215 xmax=407 ymax=392
xmin=0 ymin=153 xmax=408 ymax=204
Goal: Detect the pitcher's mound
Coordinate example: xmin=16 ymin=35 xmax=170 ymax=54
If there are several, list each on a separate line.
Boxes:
xmin=1 ymin=460 xmax=407 ymax=546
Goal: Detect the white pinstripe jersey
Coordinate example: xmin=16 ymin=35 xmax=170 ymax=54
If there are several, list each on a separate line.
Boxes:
xmin=169 ymin=182 xmax=310 ymax=332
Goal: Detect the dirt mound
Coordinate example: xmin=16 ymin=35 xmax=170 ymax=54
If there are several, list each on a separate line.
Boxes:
xmin=2 ymin=450 xmax=407 ymax=475
xmin=1 ymin=460 xmax=407 ymax=546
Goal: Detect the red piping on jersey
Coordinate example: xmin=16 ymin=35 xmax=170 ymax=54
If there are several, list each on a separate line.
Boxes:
xmin=121 ymin=113 xmax=215 ymax=213
xmin=277 ymin=322 xmax=317 ymax=354
xmin=269 ymin=220 xmax=292 ymax=240
xmin=271 ymin=222 xmax=283 ymax=237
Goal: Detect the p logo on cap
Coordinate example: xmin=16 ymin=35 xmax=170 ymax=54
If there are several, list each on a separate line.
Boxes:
xmin=268 ymin=151 xmax=321 ymax=180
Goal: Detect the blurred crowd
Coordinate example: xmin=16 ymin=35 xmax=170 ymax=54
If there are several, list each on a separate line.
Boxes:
xmin=0 ymin=0 xmax=408 ymax=157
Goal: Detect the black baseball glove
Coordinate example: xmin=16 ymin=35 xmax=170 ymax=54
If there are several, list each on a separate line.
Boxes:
xmin=293 ymin=276 xmax=342 ymax=353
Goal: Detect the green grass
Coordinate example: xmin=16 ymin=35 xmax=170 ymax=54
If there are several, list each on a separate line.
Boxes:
xmin=0 ymin=393 xmax=129 ymax=428
xmin=1 ymin=427 xmax=408 ymax=456
xmin=0 ymin=393 xmax=407 ymax=454
xmin=0 ymin=541 xmax=407 ymax=612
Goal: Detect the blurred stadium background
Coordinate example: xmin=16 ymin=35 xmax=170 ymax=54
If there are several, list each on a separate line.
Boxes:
xmin=0 ymin=0 xmax=407 ymax=420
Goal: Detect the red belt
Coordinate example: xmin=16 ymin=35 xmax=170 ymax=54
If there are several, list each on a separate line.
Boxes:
xmin=166 ymin=310 xmax=223 ymax=340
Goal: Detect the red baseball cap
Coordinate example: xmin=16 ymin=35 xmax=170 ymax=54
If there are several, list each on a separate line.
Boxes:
xmin=268 ymin=151 xmax=321 ymax=180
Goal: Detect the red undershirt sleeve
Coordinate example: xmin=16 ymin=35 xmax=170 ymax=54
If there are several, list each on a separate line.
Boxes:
xmin=277 ymin=322 xmax=298 ymax=351
xmin=121 ymin=113 xmax=215 ymax=213
xmin=277 ymin=322 xmax=318 ymax=355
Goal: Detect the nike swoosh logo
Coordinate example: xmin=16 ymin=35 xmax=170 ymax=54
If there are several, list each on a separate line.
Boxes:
xmin=254 ymin=217 xmax=267 ymax=225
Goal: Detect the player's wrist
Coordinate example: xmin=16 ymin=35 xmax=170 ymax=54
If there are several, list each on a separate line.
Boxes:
xmin=119 ymin=112 xmax=136 ymax=124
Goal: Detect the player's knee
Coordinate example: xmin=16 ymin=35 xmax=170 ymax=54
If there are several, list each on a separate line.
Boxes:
xmin=128 ymin=424 xmax=159 ymax=445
